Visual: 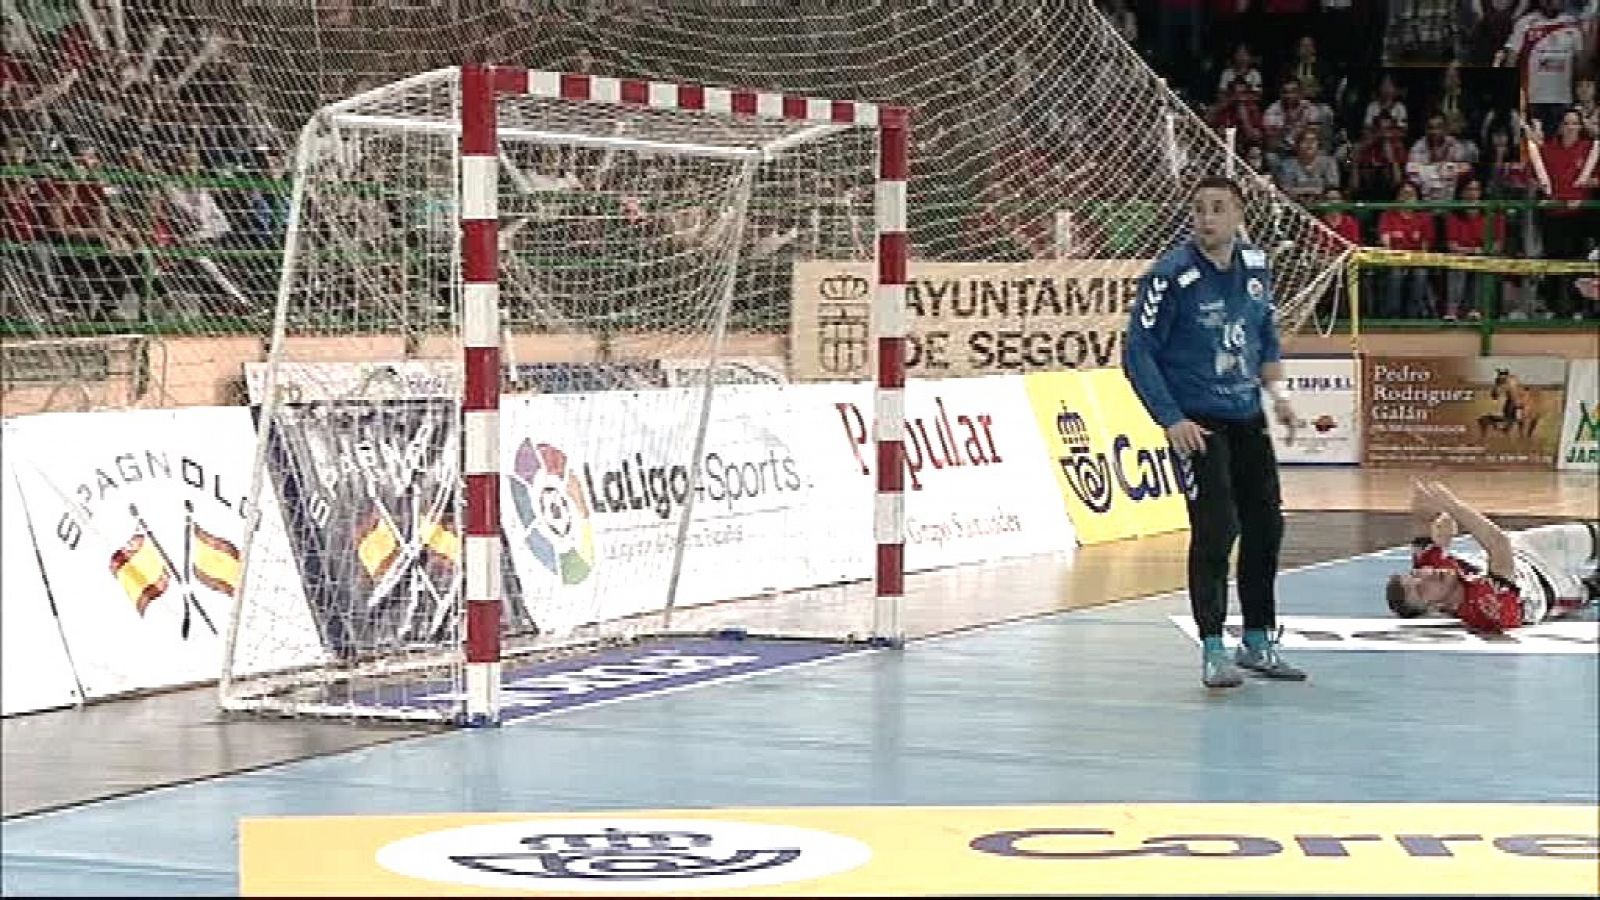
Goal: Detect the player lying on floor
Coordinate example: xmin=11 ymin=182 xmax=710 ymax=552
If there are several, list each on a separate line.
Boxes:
xmin=1387 ymin=480 xmax=1599 ymax=632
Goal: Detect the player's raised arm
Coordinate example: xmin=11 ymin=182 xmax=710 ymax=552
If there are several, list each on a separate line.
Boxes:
xmin=1420 ymin=481 xmax=1516 ymax=580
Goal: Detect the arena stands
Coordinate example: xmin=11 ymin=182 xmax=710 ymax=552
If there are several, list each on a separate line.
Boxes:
xmin=2 ymin=0 xmax=1596 ymax=339
xmin=1119 ymin=0 xmax=1598 ymax=320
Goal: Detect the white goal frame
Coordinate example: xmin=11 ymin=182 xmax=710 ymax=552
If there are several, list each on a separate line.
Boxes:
xmin=222 ymin=65 xmax=910 ymax=726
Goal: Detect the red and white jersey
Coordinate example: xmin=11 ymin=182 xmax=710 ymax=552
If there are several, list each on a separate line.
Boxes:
xmin=1412 ymin=523 xmax=1595 ymax=630
xmin=1505 ymin=12 xmax=1585 ymax=105
xmin=1412 ymin=542 xmax=1525 ymax=632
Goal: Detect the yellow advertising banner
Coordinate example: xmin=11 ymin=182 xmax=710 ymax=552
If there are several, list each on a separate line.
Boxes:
xmin=240 ymin=803 xmax=1599 ymax=897
xmin=1023 ymin=369 xmax=1190 ymax=544
xmin=1363 ymin=356 xmax=1568 ymax=469
xmin=789 ymin=259 xmax=1149 ymax=381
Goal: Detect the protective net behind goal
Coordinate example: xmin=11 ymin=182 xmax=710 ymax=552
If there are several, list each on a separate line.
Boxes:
xmin=4 ymin=0 xmax=1348 ymax=407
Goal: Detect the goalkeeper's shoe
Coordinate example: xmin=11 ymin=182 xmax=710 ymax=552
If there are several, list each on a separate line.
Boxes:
xmin=1202 ymin=650 xmax=1244 ymax=689
xmin=1236 ymin=634 xmax=1308 ymax=681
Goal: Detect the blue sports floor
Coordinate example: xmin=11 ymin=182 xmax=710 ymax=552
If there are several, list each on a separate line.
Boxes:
xmin=1 ymin=538 xmax=1596 ymax=896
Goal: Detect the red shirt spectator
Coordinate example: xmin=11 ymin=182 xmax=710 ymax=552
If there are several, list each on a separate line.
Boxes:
xmin=1377 ymin=183 xmax=1436 ymax=251
xmin=1356 ymin=123 xmax=1409 ymax=168
xmin=1445 ymin=211 xmax=1507 ymax=252
xmin=2 ymin=179 xmax=39 ymax=243
xmin=1353 ymin=116 xmax=1410 ymax=200
xmin=1322 ymin=209 xmax=1364 ymax=247
xmin=41 ymin=179 xmax=105 ymax=236
xmin=40 ymin=146 xmax=107 ymax=242
xmin=56 ymin=23 xmax=98 ymax=72
xmin=1208 ymin=81 xmax=1265 ymax=148
xmin=1537 ymin=116 xmax=1597 ymax=206
xmin=1445 ymin=177 xmax=1507 ymax=253
xmin=0 ymin=52 xmax=29 ymax=98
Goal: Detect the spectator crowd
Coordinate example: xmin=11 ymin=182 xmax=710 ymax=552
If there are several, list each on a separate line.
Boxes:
xmin=3 ymin=1 xmax=290 ymax=325
xmin=1106 ymin=0 xmax=1599 ymax=319
xmin=2 ymin=0 xmax=1597 ymax=332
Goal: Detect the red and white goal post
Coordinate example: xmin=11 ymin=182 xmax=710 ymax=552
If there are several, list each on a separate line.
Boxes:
xmin=219 ymin=64 xmax=909 ymax=726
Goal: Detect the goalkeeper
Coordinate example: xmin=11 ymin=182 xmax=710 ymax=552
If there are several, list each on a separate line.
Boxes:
xmin=1124 ymin=175 xmax=1302 ymax=690
xmin=1388 ymin=479 xmax=1599 ymax=631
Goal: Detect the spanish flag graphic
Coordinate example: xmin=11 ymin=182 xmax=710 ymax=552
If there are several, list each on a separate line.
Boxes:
xmin=190 ymin=523 xmax=241 ymax=596
xmin=421 ymin=517 xmax=460 ymax=566
xmin=109 ymin=533 xmax=169 ymax=615
xmin=357 ymin=513 xmax=401 ymax=581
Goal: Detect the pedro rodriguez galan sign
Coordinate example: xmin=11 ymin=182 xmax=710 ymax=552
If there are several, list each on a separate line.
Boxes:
xmin=789 ymin=260 xmax=1148 ymax=381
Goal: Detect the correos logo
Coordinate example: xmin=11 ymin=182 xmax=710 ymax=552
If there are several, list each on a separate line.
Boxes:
xmin=1052 ymin=403 xmax=1194 ymax=512
xmin=374 ymin=817 xmax=873 ymax=892
xmin=1053 ymin=406 xmax=1113 ymax=513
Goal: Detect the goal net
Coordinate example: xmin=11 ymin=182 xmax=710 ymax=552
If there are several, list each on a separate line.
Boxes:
xmin=219 ymin=66 xmax=905 ymax=722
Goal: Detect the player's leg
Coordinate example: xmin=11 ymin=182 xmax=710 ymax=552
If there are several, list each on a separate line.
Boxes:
xmin=1508 ymin=521 xmax=1599 ymax=618
xmin=1182 ymin=420 xmax=1243 ymax=688
xmin=1229 ymin=416 xmax=1305 ymax=681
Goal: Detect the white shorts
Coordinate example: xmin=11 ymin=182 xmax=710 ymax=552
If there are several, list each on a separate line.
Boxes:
xmin=1453 ymin=522 xmax=1595 ymax=625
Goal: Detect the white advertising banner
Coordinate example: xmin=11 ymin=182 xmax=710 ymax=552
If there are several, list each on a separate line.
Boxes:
xmin=5 ymin=407 xmax=319 ymax=700
xmin=0 ymin=376 xmax=1075 ymax=702
xmin=1557 ymin=358 xmax=1598 ymax=472
xmin=843 ymin=375 xmax=1078 ymax=572
xmin=500 ymin=375 xmax=1074 ymax=635
xmin=0 ymin=427 xmax=82 ymax=716
xmin=1267 ymin=356 xmax=1362 ymax=465
xmin=499 ymin=384 xmax=863 ymax=636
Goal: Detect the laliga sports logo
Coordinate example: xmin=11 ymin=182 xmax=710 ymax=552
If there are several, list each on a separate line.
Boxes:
xmin=374 ymin=818 xmax=873 ymax=892
xmin=1054 ymin=403 xmax=1196 ymax=511
xmin=509 ymin=440 xmax=596 ymax=585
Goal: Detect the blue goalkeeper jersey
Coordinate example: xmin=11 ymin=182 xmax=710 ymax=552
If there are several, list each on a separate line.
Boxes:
xmin=1122 ymin=238 xmax=1282 ymax=429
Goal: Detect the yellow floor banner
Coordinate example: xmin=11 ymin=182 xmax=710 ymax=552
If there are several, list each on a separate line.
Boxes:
xmin=240 ymin=803 xmax=1598 ymax=896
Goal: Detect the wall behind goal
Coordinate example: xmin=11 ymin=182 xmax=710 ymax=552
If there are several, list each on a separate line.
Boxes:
xmin=1 ymin=408 xmax=320 ymax=715
xmin=1 ymin=371 xmax=1211 ymax=716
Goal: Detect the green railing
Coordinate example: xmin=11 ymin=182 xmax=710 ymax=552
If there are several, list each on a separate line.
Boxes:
xmin=1305 ymin=198 xmax=1598 ymax=352
xmin=5 ymin=165 xmax=1593 ymax=342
